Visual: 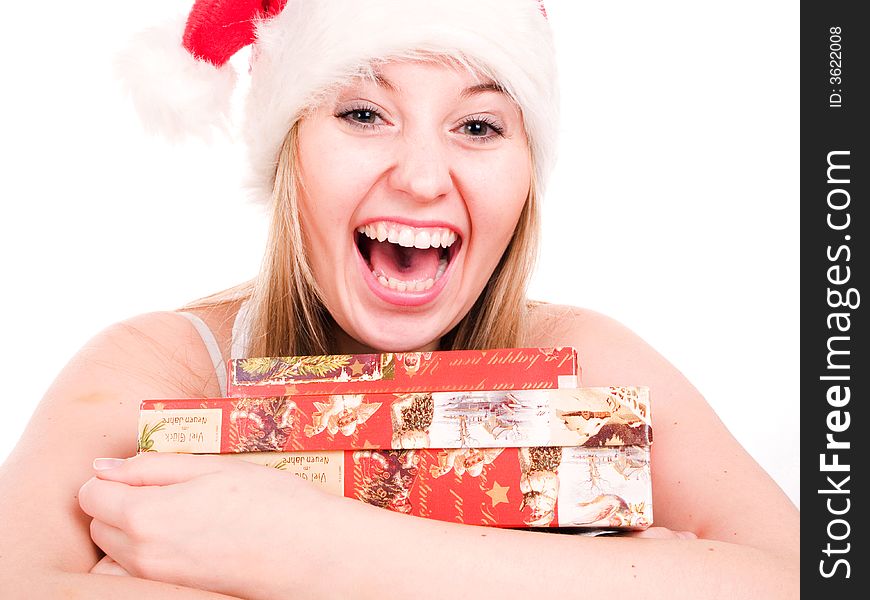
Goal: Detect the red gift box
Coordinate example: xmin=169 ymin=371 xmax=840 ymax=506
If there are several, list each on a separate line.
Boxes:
xmin=137 ymin=347 xmax=653 ymax=530
xmin=227 ymin=347 xmax=578 ymax=397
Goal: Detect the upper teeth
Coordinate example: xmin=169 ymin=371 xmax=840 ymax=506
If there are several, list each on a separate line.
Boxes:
xmin=357 ymin=222 xmax=458 ymax=249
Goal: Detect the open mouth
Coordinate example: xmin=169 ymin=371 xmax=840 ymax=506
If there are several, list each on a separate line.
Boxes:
xmin=355 ymin=220 xmax=461 ymax=293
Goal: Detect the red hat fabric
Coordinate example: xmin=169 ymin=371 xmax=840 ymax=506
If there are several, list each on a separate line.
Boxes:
xmin=182 ymin=0 xmax=288 ymax=66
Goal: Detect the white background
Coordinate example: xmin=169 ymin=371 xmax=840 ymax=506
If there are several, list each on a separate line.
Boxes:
xmin=0 ymin=1 xmax=799 ymax=508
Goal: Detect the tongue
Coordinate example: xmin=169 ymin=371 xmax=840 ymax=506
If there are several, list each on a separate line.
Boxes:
xmin=368 ymin=240 xmax=442 ymax=282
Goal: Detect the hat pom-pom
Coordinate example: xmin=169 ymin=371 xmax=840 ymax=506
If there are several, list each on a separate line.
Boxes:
xmin=115 ymin=19 xmax=237 ymax=141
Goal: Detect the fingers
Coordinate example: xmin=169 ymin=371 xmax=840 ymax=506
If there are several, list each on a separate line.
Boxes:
xmin=92 ymin=452 xmax=229 ymax=486
xmin=88 ymin=518 xmax=155 ymax=578
xmin=90 ymin=555 xmax=133 ymax=577
xmin=89 ymin=519 xmax=129 ymax=563
xmin=79 ymin=476 xmax=158 ymax=529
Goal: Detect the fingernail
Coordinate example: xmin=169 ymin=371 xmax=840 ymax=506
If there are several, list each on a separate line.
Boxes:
xmin=678 ymin=531 xmax=697 ymax=540
xmin=93 ymin=458 xmax=126 ymax=471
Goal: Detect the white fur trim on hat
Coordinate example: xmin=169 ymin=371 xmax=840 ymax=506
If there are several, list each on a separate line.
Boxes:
xmin=116 ymin=17 xmax=237 ymax=141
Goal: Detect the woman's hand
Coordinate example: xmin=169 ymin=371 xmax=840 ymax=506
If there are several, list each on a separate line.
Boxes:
xmin=78 ymin=453 xmax=337 ymax=599
xmin=90 ymin=555 xmax=132 ymax=576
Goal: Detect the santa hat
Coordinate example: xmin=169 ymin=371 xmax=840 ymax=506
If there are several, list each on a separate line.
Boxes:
xmin=119 ymin=0 xmax=558 ymax=205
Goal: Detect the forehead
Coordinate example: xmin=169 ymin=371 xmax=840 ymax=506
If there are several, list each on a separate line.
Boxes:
xmin=330 ymin=58 xmax=514 ymax=104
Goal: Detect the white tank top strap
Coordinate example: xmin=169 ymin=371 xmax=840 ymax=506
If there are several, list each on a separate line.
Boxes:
xmin=177 ymin=311 xmax=228 ymax=396
xmin=230 ymin=300 xmax=252 ymax=360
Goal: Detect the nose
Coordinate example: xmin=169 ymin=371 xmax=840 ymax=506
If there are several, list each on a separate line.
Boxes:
xmin=387 ymin=128 xmax=454 ymax=203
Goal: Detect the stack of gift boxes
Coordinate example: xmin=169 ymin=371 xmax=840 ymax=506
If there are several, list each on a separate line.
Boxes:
xmin=138 ymin=347 xmax=653 ymax=530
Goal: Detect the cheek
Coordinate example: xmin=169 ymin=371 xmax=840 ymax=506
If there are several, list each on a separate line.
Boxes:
xmin=299 ymin=121 xmax=386 ymax=203
xmin=297 ymin=123 xmax=376 ymax=234
xmin=297 ymin=162 xmax=368 ymax=248
xmin=467 ymin=154 xmax=531 ymax=242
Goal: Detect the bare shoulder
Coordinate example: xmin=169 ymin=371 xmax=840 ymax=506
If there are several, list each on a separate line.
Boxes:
xmin=526 ymin=303 xmax=680 ymax=388
xmin=6 ymin=309 xmax=223 ymax=467
xmin=57 ymin=310 xmax=224 ymax=399
xmin=0 ymin=310 xmax=222 ymax=575
xmin=526 ymin=302 xmax=799 ymax=554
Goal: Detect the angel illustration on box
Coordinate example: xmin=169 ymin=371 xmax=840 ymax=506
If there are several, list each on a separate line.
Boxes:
xmin=429 ymin=447 xmax=505 ymax=478
xmin=303 ymin=394 xmax=382 ymax=438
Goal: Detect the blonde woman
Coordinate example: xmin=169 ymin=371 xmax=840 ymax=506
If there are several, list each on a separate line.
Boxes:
xmin=0 ymin=1 xmax=798 ymax=598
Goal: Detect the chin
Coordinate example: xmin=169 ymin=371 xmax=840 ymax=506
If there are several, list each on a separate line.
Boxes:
xmin=335 ymin=302 xmax=467 ymax=352
xmin=350 ymin=321 xmax=447 ymax=354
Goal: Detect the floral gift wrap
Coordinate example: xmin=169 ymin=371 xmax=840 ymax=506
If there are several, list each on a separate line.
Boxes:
xmin=138 ymin=348 xmax=652 ymax=530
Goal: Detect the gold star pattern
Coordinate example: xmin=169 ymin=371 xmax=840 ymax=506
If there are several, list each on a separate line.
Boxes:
xmin=350 ymin=360 xmax=365 ymax=376
xmin=362 ymin=439 xmax=379 ymax=449
xmin=485 ymin=481 xmax=510 ymax=507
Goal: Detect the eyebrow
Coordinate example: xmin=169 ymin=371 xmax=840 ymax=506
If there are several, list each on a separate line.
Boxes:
xmin=373 ymin=73 xmax=398 ymax=92
xmin=372 ymin=74 xmax=506 ymax=99
xmin=459 ymin=82 xmax=507 ymax=99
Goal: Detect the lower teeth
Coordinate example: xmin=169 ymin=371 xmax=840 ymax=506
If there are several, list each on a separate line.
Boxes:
xmin=373 ymin=258 xmax=448 ymax=292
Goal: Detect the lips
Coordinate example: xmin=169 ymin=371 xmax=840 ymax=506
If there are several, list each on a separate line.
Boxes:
xmin=355 ymin=220 xmax=461 ymax=303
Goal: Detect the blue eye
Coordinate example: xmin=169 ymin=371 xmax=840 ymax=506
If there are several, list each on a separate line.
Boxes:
xmin=349 ymin=109 xmax=377 ymax=124
xmin=464 ymin=121 xmax=490 ymax=136
xmin=458 ymin=116 xmax=505 ymax=142
xmin=337 ymin=105 xmax=384 ymax=129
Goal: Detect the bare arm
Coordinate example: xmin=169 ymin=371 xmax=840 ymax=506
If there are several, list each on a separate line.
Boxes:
xmin=72 ymin=447 xmax=797 ymax=600
xmin=551 ymin=307 xmax=800 ymax=552
xmin=313 ymin=496 xmax=796 ymax=600
xmin=295 ymin=306 xmax=798 ymax=599
xmin=318 ymin=307 xmax=798 ymax=599
xmin=0 ymin=312 xmax=238 ymax=598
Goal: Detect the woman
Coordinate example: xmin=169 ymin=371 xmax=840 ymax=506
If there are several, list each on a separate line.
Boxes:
xmin=0 ymin=0 xmax=798 ymax=598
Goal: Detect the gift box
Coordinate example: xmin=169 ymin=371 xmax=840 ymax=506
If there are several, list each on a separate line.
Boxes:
xmin=226 ymin=347 xmax=578 ymax=397
xmin=231 ymin=445 xmax=652 ymax=529
xmin=138 ymin=387 xmax=651 ymax=454
xmin=138 ymin=383 xmax=653 ymax=530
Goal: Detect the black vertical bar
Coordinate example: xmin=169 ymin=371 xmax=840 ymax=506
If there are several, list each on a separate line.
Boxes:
xmin=801 ymin=1 xmax=868 ymax=596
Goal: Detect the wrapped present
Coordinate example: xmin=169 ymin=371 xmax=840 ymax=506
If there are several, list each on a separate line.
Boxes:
xmin=138 ymin=387 xmax=651 ymax=454
xmin=229 ymin=445 xmax=653 ymax=529
xmin=138 ymin=384 xmax=653 ymax=531
xmin=226 ymin=347 xmax=578 ymax=397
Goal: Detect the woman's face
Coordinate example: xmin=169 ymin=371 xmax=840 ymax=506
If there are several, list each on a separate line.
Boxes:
xmin=296 ymin=60 xmax=531 ymax=353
